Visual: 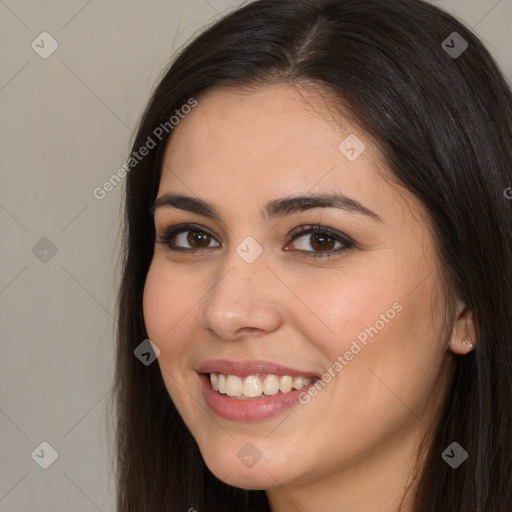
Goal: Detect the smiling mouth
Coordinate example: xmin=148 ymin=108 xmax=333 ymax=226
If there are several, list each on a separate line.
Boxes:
xmin=208 ymin=372 xmax=320 ymax=399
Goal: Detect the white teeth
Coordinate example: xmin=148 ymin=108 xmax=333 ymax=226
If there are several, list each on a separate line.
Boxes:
xmin=279 ymin=375 xmax=293 ymax=393
xmin=226 ymin=375 xmax=243 ymax=397
xmin=293 ymin=377 xmax=304 ymax=390
xmin=218 ymin=374 xmax=227 ymax=394
xmin=243 ymin=375 xmax=263 ymax=397
xmin=210 ymin=373 xmax=219 ymax=391
xmin=209 ymin=373 xmax=316 ymax=398
xmin=262 ymin=375 xmax=280 ymax=395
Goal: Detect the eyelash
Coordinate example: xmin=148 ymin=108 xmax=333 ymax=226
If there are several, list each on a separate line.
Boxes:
xmin=155 ymin=223 xmax=355 ymax=259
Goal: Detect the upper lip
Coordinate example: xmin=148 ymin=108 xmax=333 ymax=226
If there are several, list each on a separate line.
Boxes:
xmin=196 ymin=359 xmax=320 ymax=378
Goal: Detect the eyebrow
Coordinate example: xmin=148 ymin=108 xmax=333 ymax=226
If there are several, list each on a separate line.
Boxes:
xmin=151 ymin=192 xmax=383 ymax=223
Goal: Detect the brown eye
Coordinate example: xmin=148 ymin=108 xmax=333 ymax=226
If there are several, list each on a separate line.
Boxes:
xmin=184 ymin=230 xmax=212 ymax=248
xmin=287 ymin=225 xmax=352 ymax=257
xmin=308 ymin=233 xmax=337 ymax=252
xmin=155 ymin=224 xmax=221 ymax=251
xmin=156 ymin=223 xmax=353 ymax=259
xmin=290 ymin=232 xmax=341 ymax=252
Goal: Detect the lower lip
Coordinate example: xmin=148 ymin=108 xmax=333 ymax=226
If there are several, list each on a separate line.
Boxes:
xmin=199 ymin=373 xmax=317 ymax=421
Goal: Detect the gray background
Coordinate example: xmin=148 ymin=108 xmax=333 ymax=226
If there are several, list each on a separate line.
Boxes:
xmin=1 ymin=0 xmax=510 ymax=510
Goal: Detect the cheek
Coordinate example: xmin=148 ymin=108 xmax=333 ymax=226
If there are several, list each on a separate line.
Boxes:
xmin=142 ymin=263 xmax=196 ymax=408
xmin=298 ymin=262 xmax=444 ymax=406
xmin=296 ymin=269 xmax=401 ymax=358
xmin=142 ymin=262 xmax=193 ymax=348
xmin=142 ymin=265 xmax=166 ymax=341
xmin=309 ymin=247 xmax=439 ymax=361
xmin=330 ymin=285 xmax=444 ymax=425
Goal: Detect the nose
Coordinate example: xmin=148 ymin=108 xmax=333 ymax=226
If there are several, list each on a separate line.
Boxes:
xmin=198 ymin=250 xmax=283 ymax=341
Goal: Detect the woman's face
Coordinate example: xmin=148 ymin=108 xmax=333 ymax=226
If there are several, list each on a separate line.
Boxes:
xmin=143 ymin=84 xmax=454 ymax=500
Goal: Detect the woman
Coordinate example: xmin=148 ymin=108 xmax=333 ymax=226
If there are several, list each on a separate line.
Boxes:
xmin=111 ymin=0 xmax=512 ymax=510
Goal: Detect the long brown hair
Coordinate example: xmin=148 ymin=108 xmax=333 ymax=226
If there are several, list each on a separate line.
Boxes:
xmin=109 ymin=0 xmax=512 ymax=510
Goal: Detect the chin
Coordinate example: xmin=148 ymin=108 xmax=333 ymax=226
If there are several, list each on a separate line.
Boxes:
xmin=201 ymin=451 xmax=293 ymax=490
xmin=211 ymin=467 xmax=278 ymax=490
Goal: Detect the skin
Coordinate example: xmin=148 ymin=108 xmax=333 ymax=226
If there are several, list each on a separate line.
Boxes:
xmin=142 ymin=84 xmax=476 ymax=512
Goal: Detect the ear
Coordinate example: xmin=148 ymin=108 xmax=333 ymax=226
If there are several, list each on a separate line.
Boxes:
xmin=447 ymin=298 xmax=476 ymax=355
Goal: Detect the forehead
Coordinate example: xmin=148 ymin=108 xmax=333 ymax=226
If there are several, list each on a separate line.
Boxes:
xmin=158 ymin=84 xmax=419 ymax=226
xmin=164 ymin=84 xmax=362 ymax=166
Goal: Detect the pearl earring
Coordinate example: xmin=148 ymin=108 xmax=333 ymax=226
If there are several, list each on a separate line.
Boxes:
xmin=464 ymin=340 xmax=474 ymax=349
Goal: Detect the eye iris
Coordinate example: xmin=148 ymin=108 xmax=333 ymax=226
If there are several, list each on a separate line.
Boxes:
xmin=187 ymin=230 xmax=210 ymax=248
xmin=310 ymin=233 xmax=335 ymax=251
